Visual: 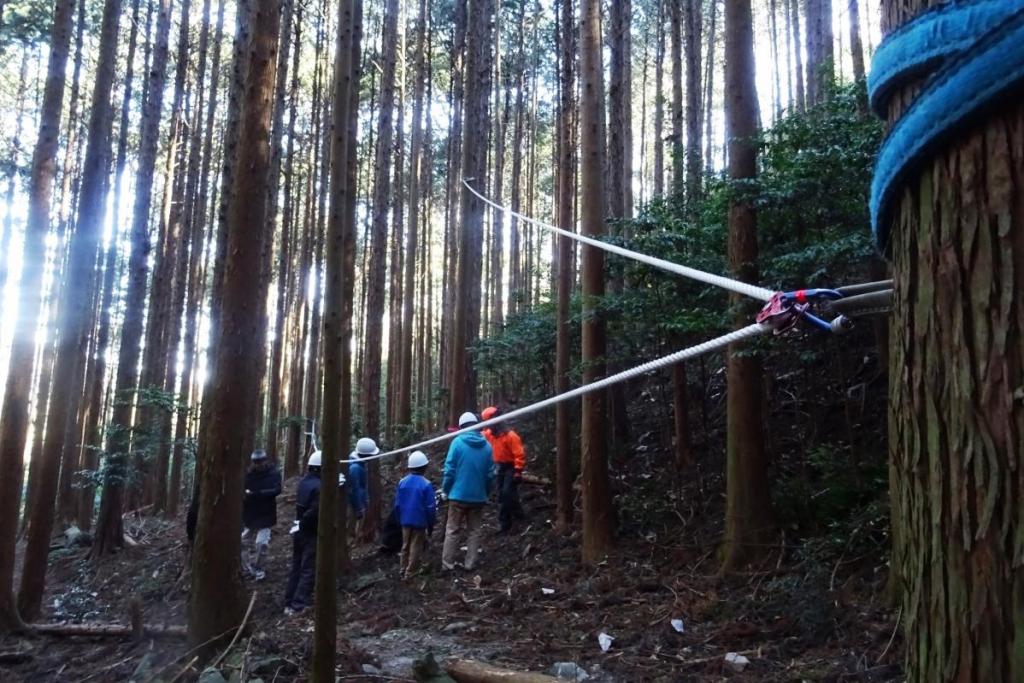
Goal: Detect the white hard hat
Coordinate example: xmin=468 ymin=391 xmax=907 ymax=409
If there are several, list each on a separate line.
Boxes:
xmin=407 ymin=451 xmax=428 ymax=469
xmin=307 ymin=450 xmax=322 ymax=468
xmin=458 ymin=411 xmax=479 ymax=427
xmin=250 ymin=449 xmax=268 ymax=461
xmin=356 ymin=437 xmax=380 ymax=456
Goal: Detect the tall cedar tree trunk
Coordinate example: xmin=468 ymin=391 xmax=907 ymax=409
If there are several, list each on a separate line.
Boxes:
xmin=313 ymin=0 xmax=357 ymax=670
xmin=362 ymin=0 xmax=399 ymax=540
xmin=719 ymin=0 xmax=773 ymax=572
xmin=449 ymin=0 xmax=492 ymax=423
xmin=76 ymin=0 xmax=140 ymax=530
xmin=506 ymin=2 xmax=525 ymax=316
xmin=386 ymin=67 xmax=406 ymax=438
xmin=188 ymin=0 xmax=280 ymax=649
xmin=847 ymin=0 xmax=866 ymax=111
xmin=604 ymin=0 xmax=630 ymax=451
xmin=652 ymin=0 xmax=665 ymax=196
xmin=882 ymin=2 xmax=1024 ymax=679
xmin=805 ymin=0 xmax=832 ymax=105
xmin=684 ymin=0 xmax=702 ymax=208
xmin=669 ymin=0 xmax=684 ymax=196
xmin=579 ymin=0 xmax=613 ymax=564
xmin=789 ymin=0 xmax=805 ymax=112
xmin=0 ymin=0 xmax=75 ymax=632
xmin=554 ymin=0 xmax=575 ymax=536
xmin=93 ymin=0 xmax=172 ymax=551
xmin=168 ymin=0 xmax=218 ymax=515
xmin=18 ymin=0 xmax=122 ymax=618
xmin=703 ymin=0 xmax=717 ymax=172
xmin=265 ymin=0 xmax=296 ymax=463
xmin=398 ymin=0 xmax=428 ymax=428
xmin=53 ymin=0 xmax=86 ymax=525
xmin=152 ymin=0 xmax=194 ymax=514
xmin=769 ymin=0 xmax=781 ymax=121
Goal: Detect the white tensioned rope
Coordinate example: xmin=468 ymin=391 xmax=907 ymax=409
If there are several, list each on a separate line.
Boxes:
xmin=341 ymin=322 xmax=770 ymax=463
xmin=462 ymin=180 xmax=776 ymax=302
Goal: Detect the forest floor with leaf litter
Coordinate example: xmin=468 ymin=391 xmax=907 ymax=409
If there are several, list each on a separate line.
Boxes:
xmin=1 ymin=473 xmax=903 ymax=682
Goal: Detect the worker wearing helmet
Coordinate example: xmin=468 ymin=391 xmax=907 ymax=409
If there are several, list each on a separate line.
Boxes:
xmin=284 ymin=449 xmax=323 ymax=615
xmin=481 ymin=406 xmax=527 ymax=534
xmin=241 ymin=449 xmax=282 ymax=581
xmin=441 ymin=412 xmax=494 ymax=570
xmin=394 ymin=450 xmax=437 ymax=578
xmin=348 ymin=437 xmax=378 ymax=541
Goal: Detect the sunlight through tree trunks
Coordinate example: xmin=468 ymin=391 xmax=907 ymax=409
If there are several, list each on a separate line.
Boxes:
xmin=0 ymin=0 xmax=76 ymax=632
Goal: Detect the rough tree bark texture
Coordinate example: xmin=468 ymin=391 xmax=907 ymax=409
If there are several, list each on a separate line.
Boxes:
xmin=188 ymin=0 xmax=280 ymax=648
xmin=719 ymin=0 xmax=773 ymax=572
xmin=579 ymin=0 xmax=613 ymax=564
xmin=449 ymin=0 xmax=493 ymax=422
xmin=883 ymin=1 xmax=1024 ymax=680
xmin=0 ymin=0 xmax=75 ymax=632
xmin=312 ymin=0 xmax=358 ymax=672
xmin=554 ymin=0 xmax=575 ymax=536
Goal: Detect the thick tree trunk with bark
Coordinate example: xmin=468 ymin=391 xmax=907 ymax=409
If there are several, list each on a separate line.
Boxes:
xmin=719 ymin=0 xmax=773 ymax=572
xmin=312 ymin=0 xmax=358 ymax=672
xmin=882 ymin=2 xmax=1024 ymax=680
xmin=554 ymin=0 xmax=575 ymax=536
xmin=449 ymin=0 xmax=493 ymax=422
xmin=789 ymin=0 xmax=805 ymax=112
xmin=0 ymin=0 xmax=76 ymax=633
xmin=578 ymin=0 xmax=613 ymax=564
xmin=188 ymin=0 xmax=280 ymax=649
xmin=683 ymin=0 xmax=702 ymax=210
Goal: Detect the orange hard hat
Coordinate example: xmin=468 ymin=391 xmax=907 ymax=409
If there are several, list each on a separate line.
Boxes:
xmin=481 ymin=406 xmax=498 ymax=420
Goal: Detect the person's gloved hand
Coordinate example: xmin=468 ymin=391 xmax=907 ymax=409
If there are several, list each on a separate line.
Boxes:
xmin=438 ymin=491 xmax=447 ymax=502
xmin=289 ymin=520 xmax=300 ymax=535
xmin=337 ymin=472 xmax=347 ymax=487
xmin=245 ymin=488 xmax=253 ymax=496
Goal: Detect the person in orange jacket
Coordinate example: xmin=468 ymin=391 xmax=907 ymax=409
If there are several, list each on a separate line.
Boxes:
xmin=481 ymin=406 xmax=526 ymax=534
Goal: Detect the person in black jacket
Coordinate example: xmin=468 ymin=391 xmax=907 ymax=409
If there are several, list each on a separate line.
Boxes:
xmin=284 ymin=450 xmax=323 ymax=614
xmin=241 ymin=449 xmax=282 ymax=581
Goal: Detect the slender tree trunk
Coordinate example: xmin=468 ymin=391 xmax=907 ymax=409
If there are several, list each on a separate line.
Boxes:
xmin=449 ymin=0 xmax=493 ymax=423
xmin=361 ymin=0 xmax=399 ymax=542
xmin=847 ymin=0 xmax=866 ymax=110
xmin=880 ymin=2 xmax=1024 ymax=680
xmin=703 ymin=0 xmax=717 ymax=172
xmin=669 ymin=0 xmax=684 ymax=196
xmin=93 ymin=0 xmax=173 ymax=548
xmin=398 ymin=0 xmax=428 ymax=428
xmin=652 ymin=0 xmax=665 ymax=196
xmin=579 ymin=0 xmax=612 ymax=564
xmin=554 ymin=0 xmax=575 ymax=536
xmin=683 ymin=0 xmax=702 ymax=211
xmin=188 ymin=0 xmax=280 ymax=650
xmin=790 ymin=0 xmax=805 ymax=112
xmin=720 ymin=0 xmax=773 ymax=572
xmin=769 ymin=0 xmax=782 ymax=120
xmin=0 ymin=0 xmax=76 ymax=632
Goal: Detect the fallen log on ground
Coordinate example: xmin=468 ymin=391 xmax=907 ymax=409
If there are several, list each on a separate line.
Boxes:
xmin=445 ymin=659 xmax=559 ymax=683
xmin=29 ymin=622 xmax=187 ymax=638
xmin=519 ymin=474 xmax=551 ymax=487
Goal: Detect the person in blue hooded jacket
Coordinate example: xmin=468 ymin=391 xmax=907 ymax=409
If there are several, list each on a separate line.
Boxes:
xmin=441 ymin=412 xmax=494 ymax=570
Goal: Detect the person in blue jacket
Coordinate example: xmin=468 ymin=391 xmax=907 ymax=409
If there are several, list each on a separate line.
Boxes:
xmin=441 ymin=412 xmax=494 ymax=571
xmin=394 ymin=450 xmax=437 ymax=578
xmin=347 ymin=437 xmax=377 ymax=541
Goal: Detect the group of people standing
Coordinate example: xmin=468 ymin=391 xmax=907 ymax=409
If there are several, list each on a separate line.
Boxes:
xmin=235 ymin=406 xmax=528 ymax=616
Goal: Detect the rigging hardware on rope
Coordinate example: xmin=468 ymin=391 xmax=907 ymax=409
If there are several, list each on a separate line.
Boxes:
xmin=331 ymin=187 xmax=892 ymax=465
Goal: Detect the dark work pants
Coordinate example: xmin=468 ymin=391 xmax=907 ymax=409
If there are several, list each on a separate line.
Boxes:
xmin=495 ymin=463 xmax=524 ymax=532
xmin=285 ymin=531 xmax=316 ymax=609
